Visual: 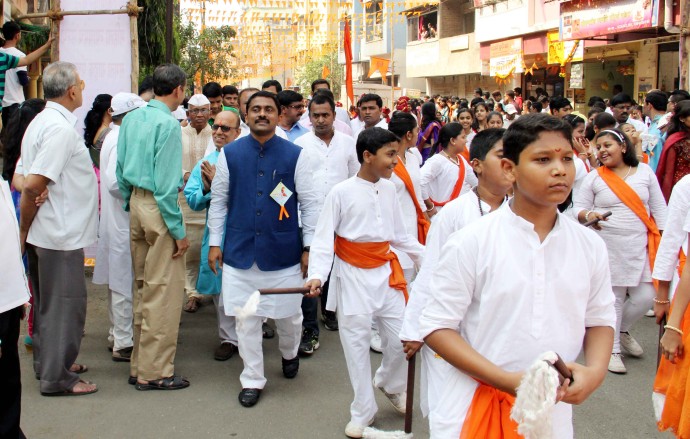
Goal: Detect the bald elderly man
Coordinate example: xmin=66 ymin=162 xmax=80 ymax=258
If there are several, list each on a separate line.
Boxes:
xmin=184 ymin=111 xmax=242 ymax=360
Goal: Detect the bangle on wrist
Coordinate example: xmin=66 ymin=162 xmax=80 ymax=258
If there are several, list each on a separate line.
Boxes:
xmin=584 ymin=210 xmax=593 ymax=221
xmin=654 ymin=298 xmax=670 ymax=304
xmin=664 ymin=325 xmax=684 ymax=337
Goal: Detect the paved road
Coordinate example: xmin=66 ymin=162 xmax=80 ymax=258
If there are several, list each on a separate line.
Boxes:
xmin=19 ymin=275 xmax=671 ymax=439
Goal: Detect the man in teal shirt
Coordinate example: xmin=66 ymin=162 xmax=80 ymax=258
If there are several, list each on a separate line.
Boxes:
xmin=116 ymin=63 xmax=190 ymax=391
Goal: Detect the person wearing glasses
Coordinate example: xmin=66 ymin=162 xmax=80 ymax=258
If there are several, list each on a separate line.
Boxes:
xmin=19 ymin=61 xmax=99 ymax=396
xmin=181 ymin=94 xmax=214 ymax=314
xmin=610 ymin=93 xmax=648 ymax=135
xmin=184 ymin=110 xmax=242 ymax=362
xmin=277 ymin=90 xmax=309 ymax=142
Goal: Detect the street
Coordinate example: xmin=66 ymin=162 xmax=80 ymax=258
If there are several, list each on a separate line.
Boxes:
xmin=19 ymin=274 xmax=671 ymax=439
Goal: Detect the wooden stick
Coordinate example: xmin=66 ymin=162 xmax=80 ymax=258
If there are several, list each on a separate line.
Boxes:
xmin=129 ymin=0 xmax=139 ymax=93
xmin=658 ymin=315 xmax=666 ymax=369
xmin=404 ymin=353 xmax=416 ymax=434
xmin=258 ymin=287 xmax=311 ymax=295
xmin=552 ymin=354 xmax=573 ymax=384
xmin=17 ymin=8 xmax=143 ymax=20
xmin=50 ymin=1 xmax=59 ymax=62
xmin=583 ymin=211 xmax=612 ymax=228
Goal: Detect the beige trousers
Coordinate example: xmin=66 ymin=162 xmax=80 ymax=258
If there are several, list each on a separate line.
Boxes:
xmin=183 ymin=222 xmax=205 ymax=299
xmin=129 ymin=188 xmax=185 ymax=381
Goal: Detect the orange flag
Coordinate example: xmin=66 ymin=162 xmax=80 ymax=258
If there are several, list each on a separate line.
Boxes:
xmin=368 ymin=56 xmax=390 ymax=83
xmin=322 ymin=64 xmax=330 ymax=78
xmin=344 ymin=20 xmax=355 ymax=107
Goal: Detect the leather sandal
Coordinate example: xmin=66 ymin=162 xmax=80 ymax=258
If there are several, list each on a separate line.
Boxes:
xmin=135 ymin=375 xmax=190 ymax=391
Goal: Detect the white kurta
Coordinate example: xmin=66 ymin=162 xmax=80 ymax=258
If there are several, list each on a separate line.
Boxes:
xmin=295 ymin=130 xmax=360 ymax=203
xmin=420 ymin=154 xmax=477 ymax=208
xmin=418 ymin=206 xmax=616 ymax=439
xmin=573 ymin=163 xmax=667 ymax=286
xmin=0 ymin=179 xmax=30 ymax=314
xmin=653 ymin=174 xmax=690 ymax=282
xmin=308 ymin=176 xmax=424 ymax=316
xmin=389 ymin=150 xmax=425 ymax=270
xmin=93 ymin=126 xmax=133 ymax=296
xmin=207 ymin=142 xmax=319 ymax=318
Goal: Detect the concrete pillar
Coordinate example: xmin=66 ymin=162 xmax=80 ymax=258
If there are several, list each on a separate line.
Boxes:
xmin=634 ymin=41 xmax=657 ymax=99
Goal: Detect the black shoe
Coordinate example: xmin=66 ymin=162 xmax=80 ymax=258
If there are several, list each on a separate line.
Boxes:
xmin=214 ymin=343 xmax=237 ymax=361
xmin=238 ymin=388 xmax=262 ymax=407
xmin=262 ymin=322 xmax=275 ymax=339
xmin=112 ymin=346 xmax=133 ymax=362
xmin=322 ymin=312 xmax=339 ymax=331
xmin=298 ymin=328 xmax=320 ymax=356
xmin=282 ymin=356 xmax=299 ymax=379
xmin=128 ymin=376 xmax=137 ymax=385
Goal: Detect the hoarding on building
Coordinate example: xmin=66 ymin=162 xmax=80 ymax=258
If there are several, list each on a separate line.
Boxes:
xmin=489 ymin=38 xmax=523 ymax=77
xmin=559 ymin=0 xmax=659 ymax=40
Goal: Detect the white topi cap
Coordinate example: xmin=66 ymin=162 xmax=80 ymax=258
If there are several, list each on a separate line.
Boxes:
xmin=504 ymin=103 xmax=518 ymax=115
xmin=187 ymin=94 xmax=211 ymax=106
xmin=111 ymin=92 xmax=146 ymax=116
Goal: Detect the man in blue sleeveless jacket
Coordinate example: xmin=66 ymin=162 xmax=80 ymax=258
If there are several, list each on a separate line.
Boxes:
xmin=207 ymin=91 xmax=320 ymax=407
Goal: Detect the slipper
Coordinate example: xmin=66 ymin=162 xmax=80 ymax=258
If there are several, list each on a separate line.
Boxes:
xmin=70 ymin=364 xmax=88 ymax=374
xmin=135 ymin=375 xmax=190 ymax=391
xmin=41 ymin=379 xmax=98 ymax=397
xmin=183 ymin=297 xmax=200 ymax=313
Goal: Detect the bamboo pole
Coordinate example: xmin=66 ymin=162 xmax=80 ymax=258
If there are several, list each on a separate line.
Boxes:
xmin=50 ymin=0 xmax=60 ymax=62
xmin=129 ymin=0 xmax=139 ymax=93
xmin=680 ymin=0 xmax=689 ymax=90
xmin=16 ymin=7 xmax=143 ymax=20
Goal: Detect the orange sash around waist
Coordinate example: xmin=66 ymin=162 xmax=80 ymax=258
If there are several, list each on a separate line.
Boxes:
xmin=334 ymin=235 xmax=408 ymax=302
xmin=430 ymin=155 xmax=466 ymax=207
xmin=460 ymin=383 xmax=522 ymax=439
xmin=393 ymin=159 xmax=430 ymax=245
xmin=597 ymin=166 xmax=660 ymax=287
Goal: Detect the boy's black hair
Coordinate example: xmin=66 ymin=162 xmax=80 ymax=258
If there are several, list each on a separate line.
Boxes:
xmin=502 ymin=113 xmax=572 ymax=165
xmin=469 ymin=128 xmax=505 ymax=162
xmin=311 ymin=79 xmax=330 ymax=92
xmin=610 ymin=93 xmax=633 ymax=107
xmin=358 ymin=93 xmax=383 ymax=108
xmin=588 ymin=96 xmax=605 ymax=107
xmin=594 ymin=129 xmax=639 ymax=167
xmin=388 ymin=112 xmax=417 ymax=138
xmin=645 ymin=91 xmax=668 ymax=111
xmin=356 ymin=127 xmax=399 ymax=163
xmin=246 ymin=90 xmax=282 ymax=115
xmin=593 ymin=112 xmax=616 ymax=130
xmin=532 ymin=102 xmax=543 ymax=112
xmin=222 ymin=85 xmax=238 ymax=95
xmin=2 ymin=21 xmax=21 ymax=41
xmin=308 ymin=92 xmax=335 ymax=113
xmin=550 ymin=96 xmax=572 ymax=112
xmin=562 ymin=113 xmax=586 ymax=129
xmin=138 ymin=75 xmax=153 ymax=96
xmin=202 ymin=81 xmax=222 ymax=98
xmin=277 ymin=89 xmax=303 ymax=107
xmin=262 ymin=79 xmax=282 ymax=93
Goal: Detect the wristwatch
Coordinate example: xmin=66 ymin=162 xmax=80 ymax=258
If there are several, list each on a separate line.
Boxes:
xmin=302 ymin=246 xmax=310 ymax=253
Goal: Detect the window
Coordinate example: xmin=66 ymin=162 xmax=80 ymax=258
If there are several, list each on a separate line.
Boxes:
xmin=365 ymin=0 xmax=383 ymax=41
xmin=407 ymin=9 xmax=438 ymax=42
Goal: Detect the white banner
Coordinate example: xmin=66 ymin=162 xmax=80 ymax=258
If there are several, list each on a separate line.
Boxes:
xmin=59 ymin=0 xmax=133 ymax=134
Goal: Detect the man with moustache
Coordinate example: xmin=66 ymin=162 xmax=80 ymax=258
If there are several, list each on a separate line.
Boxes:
xmin=610 ymin=93 xmax=647 ymax=134
xmin=207 ymin=91 xmax=319 ymax=407
xmin=184 ymin=110 xmax=241 ymax=361
xmin=352 ymin=93 xmax=387 ymax=138
xmin=237 ymin=87 xmax=288 ymax=141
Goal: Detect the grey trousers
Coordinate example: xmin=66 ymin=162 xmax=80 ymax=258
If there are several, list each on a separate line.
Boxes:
xmin=27 ymin=244 xmax=87 ymax=394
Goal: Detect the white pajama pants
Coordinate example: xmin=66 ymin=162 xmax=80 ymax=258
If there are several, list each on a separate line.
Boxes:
xmin=337 ymin=292 xmax=408 ymax=425
xmin=237 ymin=313 xmax=302 ymax=389
xmin=420 ymin=344 xmax=454 ymax=418
xmin=612 ymin=282 xmax=656 ymax=353
xmin=213 ymin=294 xmax=238 ymax=345
xmin=107 ymin=289 xmax=133 ymax=351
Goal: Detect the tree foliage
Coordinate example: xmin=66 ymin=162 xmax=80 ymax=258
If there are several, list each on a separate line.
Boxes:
xmin=294 ymin=50 xmax=343 ymax=100
xmin=137 ymin=0 xmax=181 ymax=79
xmin=178 ymin=21 xmax=236 ymax=85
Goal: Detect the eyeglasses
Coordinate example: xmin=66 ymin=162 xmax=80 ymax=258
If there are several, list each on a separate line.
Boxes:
xmin=288 ymin=104 xmax=305 ymax=110
xmin=212 ymin=124 xmax=239 ymax=133
xmin=189 ymin=108 xmax=210 ymax=115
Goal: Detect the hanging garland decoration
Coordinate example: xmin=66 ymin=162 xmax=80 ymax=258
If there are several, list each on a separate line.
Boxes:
xmin=495 ymin=67 xmax=515 ymax=85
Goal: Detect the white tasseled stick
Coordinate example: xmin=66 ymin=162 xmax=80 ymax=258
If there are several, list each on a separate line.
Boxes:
xmin=234 ymin=290 xmax=261 ymax=330
xmin=362 ymin=427 xmax=413 ymax=438
xmin=510 ymin=351 xmax=561 ymax=439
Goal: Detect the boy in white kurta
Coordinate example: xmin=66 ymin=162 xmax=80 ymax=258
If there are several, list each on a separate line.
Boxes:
xmin=306 ymin=127 xmax=424 ymax=438
xmin=400 ymin=128 xmax=510 ymax=418
xmin=419 ymin=114 xmax=616 ymax=439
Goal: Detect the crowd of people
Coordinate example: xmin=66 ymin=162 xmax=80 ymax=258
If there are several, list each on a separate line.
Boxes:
xmin=1 ymin=18 xmax=690 ymax=438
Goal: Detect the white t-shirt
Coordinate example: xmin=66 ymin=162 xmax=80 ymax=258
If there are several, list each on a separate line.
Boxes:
xmin=21 ymin=101 xmax=98 ymax=250
xmin=0 ymin=46 xmax=26 ymax=106
xmin=0 ymin=178 xmax=30 ymax=314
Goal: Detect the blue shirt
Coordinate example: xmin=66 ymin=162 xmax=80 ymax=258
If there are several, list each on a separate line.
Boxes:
xmin=647 ymin=115 xmax=666 ymax=172
xmin=280 ymin=122 xmax=309 ymax=143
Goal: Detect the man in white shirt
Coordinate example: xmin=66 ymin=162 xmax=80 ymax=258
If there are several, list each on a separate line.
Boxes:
xmin=295 ymin=92 xmax=359 ymax=355
xmin=0 ymin=177 xmax=31 ymax=437
xmin=0 ymin=21 xmax=27 ymax=131
xmin=352 ymin=93 xmax=388 ymax=138
xmin=610 ymin=93 xmax=648 ymax=134
xmin=20 ymin=61 xmax=98 ymax=396
xmin=181 ymin=94 xmax=214 ymax=313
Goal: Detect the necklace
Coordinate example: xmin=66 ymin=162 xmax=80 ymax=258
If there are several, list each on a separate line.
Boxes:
xmin=622 ymin=165 xmax=632 ymax=180
xmin=473 ymin=186 xmax=508 ymax=216
xmin=442 ymin=150 xmax=459 ymax=166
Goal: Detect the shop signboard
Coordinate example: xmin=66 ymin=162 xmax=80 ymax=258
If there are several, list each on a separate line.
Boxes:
xmin=547 ymin=31 xmax=583 ymax=65
xmin=570 ymin=63 xmax=584 ymax=89
xmin=560 ymin=0 xmax=659 ymax=41
xmin=489 ymin=38 xmax=523 ymax=77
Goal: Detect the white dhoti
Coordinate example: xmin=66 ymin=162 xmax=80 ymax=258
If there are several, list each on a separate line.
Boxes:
xmin=334 ymin=275 xmax=408 ymax=425
xmin=213 ymin=293 xmax=238 ymax=345
xmin=107 ymin=288 xmax=134 ymax=351
xmin=222 ymin=262 xmax=303 ymax=389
